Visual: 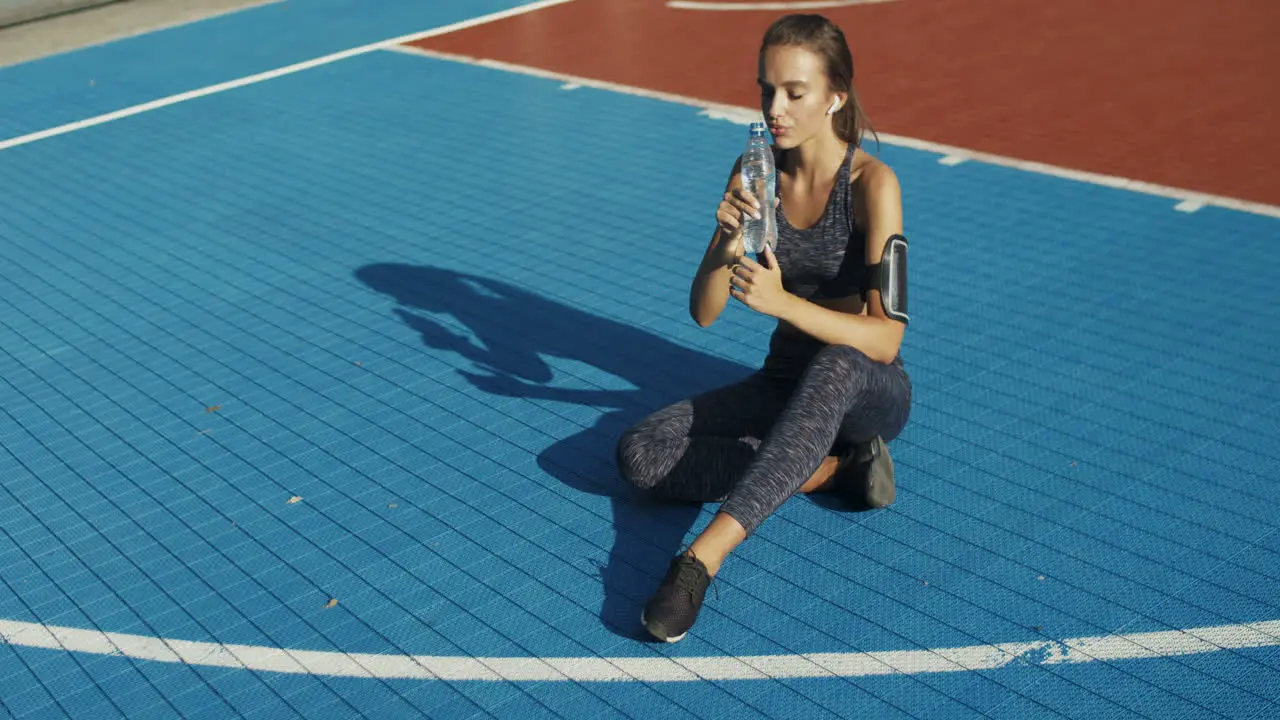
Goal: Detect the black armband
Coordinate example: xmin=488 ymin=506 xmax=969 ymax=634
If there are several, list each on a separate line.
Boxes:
xmin=864 ymin=234 xmax=909 ymax=325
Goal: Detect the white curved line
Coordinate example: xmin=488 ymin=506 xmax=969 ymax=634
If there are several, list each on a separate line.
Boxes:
xmin=3 ymin=618 xmax=1278 ymax=682
xmin=667 ymin=0 xmax=901 ymax=10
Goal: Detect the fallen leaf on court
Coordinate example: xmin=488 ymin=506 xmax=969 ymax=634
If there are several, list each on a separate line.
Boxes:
xmin=324 ymin=598 xmax=338 ymax=609
xmin=205 ymin=405 xmax=222 ymax=413
xmin=287 ymin=496 xmax=303 ymax=504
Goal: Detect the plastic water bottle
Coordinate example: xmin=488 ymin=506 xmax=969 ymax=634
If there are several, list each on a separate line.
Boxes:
xmin=739 ymin=121 xmax=777 ymax=254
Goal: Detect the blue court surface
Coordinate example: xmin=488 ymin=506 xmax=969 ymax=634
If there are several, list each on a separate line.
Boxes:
xmin=2 ymin=2 xmax=1280 ymax=718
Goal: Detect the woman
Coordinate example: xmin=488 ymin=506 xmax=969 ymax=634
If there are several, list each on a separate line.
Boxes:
xmin=615 ymin=13 xmax=914 ymax=643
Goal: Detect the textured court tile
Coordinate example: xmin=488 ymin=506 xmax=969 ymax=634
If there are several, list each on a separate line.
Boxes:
xmin=1 ymin=27 xmax=1279 ymax=720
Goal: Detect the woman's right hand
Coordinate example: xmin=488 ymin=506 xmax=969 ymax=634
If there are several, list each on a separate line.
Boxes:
xmin=714 ymin=187 xmax=762 ymax=261
xmin=717 ymin=187 xmax=762 ymax=239
xmin=689 ymin=165 xmax=775 ymax=327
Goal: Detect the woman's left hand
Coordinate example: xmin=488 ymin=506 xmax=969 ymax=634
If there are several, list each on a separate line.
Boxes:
xmin=730 ymin=245 xmax=794 ymax=318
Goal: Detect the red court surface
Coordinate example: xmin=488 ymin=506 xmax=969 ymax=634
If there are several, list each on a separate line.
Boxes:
xmin=414 ymin=0 xmax=1280 ymax=207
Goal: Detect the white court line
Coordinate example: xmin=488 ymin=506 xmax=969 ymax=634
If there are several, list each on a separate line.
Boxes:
xmin=668 ymin=0 xmax=900 ymax=9
xmin=389 ymin=45 xmax=1280 ymax=220
xmin=2 ymin=618 xmax=1278 ymax=681
xmin=0 ymin=0 xmax=577 ymax=152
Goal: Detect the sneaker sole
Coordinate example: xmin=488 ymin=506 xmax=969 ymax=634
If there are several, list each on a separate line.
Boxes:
xmin=640 ymin=610 xmax=687 ymax=643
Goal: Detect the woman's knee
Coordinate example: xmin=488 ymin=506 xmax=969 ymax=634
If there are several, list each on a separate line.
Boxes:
xmin=811 ymin=343 xmax=871 ymax=371
xmin=802 ymin=344 xmax=873 ymax=391
xmin=615 ymin=424 xmax=664 ymax=490
xmin=614 ymin=400 xmax=694 ymax=489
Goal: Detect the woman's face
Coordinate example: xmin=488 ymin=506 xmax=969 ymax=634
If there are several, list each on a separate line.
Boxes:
xmin=758 ymin=44 xmax=843 ymax=149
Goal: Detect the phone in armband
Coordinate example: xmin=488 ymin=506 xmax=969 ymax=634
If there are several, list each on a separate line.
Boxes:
xmin=865 ymin=234 xmax=908 ymax=325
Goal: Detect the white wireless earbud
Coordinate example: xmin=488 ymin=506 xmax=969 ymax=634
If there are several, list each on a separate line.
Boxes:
xmin=828 ymin=98 xmax=841 ymax=115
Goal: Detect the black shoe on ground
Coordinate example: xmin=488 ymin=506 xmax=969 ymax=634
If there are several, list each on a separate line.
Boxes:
xmin=832 ymin=435 xmax=896 ymax=510
xmin=641 ymin=552 xmax=711 ymax=643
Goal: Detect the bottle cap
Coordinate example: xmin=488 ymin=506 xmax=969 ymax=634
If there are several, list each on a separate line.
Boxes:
xmin=749 ymin=121 xmax=768 ymax=138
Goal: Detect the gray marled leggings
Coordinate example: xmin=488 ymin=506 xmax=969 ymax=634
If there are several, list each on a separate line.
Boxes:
xmin=615 ymin=344 xmax=912 ymax=535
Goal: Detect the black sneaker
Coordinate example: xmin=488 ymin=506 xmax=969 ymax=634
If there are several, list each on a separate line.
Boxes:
xmin=641 ymin=552 xmax=711 ymax=643
xmin=832 ymin=435 xmax=896 ymax=510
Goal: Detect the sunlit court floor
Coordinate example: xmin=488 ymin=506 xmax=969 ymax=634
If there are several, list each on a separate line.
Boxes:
xmin=1 ymin=1 xmax=1279 ymax=718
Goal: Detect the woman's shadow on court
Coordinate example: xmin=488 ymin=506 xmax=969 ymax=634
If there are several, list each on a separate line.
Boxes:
xmin=355 ymin=262 xmax=754 ymax=639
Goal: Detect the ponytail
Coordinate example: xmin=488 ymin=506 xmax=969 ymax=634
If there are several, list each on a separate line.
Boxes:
xmin=834 ymin=87 xmax=876 ymax=149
